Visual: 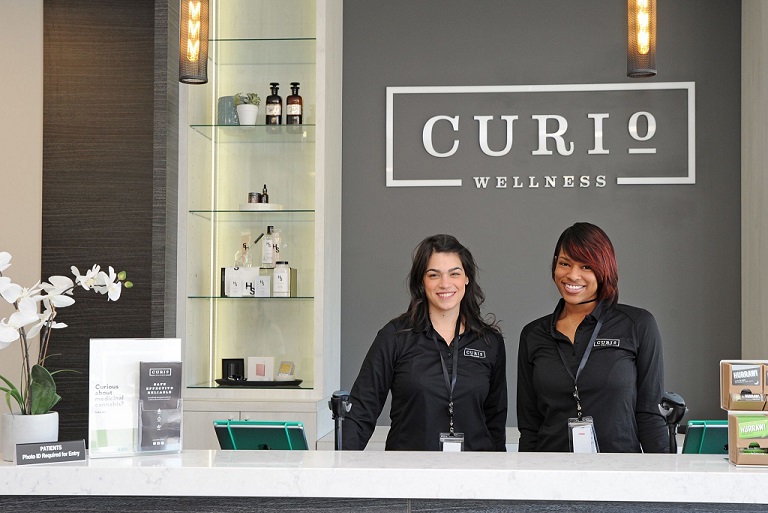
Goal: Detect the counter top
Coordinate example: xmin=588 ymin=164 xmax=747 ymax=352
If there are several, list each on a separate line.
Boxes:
xmin=0 ymin=450 xmax=766 ymax=503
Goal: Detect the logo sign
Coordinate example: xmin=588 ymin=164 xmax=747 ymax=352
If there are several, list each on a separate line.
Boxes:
xmin=594 ymin=339 xmax=620 ymax=347
xmin=149 ymin=367 xmax=173 ymax=376
xmin=732 ymin=365 xmax=761 ymax=386
xmin=386 ymin=82 xmax=695 ymax=188
xmin=464 ymin=348 xmax=486 ymax=359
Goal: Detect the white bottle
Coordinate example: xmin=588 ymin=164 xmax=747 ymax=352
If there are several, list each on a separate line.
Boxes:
xmin=273 ymin=261 xmax=291 ymax=297
xmin=261 ymin=226 xmax=275 ymax=268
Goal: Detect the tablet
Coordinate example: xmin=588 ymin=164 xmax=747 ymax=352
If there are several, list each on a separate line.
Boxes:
xmin=681 ymin=420 xmax=728 ymax=454
xmin=213 ymin=420 xmax=309 ymax=450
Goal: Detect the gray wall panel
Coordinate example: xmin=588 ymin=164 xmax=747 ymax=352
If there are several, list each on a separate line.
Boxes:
xmin=342 ymin=0 xmax=741 ymax=429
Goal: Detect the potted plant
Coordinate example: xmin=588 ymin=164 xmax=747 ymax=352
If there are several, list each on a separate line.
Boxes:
xmin=234 ymin=92 xmax=261 ymax=125
xmin=0 ymin=251 xmax=132 ymax=461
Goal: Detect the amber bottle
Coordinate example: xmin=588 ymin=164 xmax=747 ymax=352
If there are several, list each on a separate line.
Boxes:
xmin=286 ymin=82 xmax=303 ymax=124
xmin=265 ymin=82 xmax=282 ymax=125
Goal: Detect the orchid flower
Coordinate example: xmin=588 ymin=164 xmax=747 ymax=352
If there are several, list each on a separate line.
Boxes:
xmin=71 ymin=264 xmax=101 ymax=290
xmin=96 ymin=266 xmax=122 ymax=301
xmin=0 ymin=252 xmax=10 ymax=272
xmin=40 ymin=276 xmax=76 ymax=308
xmin=0 ymin=251 xmax=131 ymax=415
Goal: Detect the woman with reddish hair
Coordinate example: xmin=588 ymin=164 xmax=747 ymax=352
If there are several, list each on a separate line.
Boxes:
xmin=517 ymin=222 xmax=668 ymax=453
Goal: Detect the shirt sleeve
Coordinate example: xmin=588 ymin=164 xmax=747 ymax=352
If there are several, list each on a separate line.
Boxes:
xmin=341 ymin=323 xmax=398 ymax=450
xmin=516 ymin=324 xmax=543 ymax=451
xmin=482 ymin=331 xmax=508 ymax=451
xmin=633 ymin=309 xmax=670 ymax=453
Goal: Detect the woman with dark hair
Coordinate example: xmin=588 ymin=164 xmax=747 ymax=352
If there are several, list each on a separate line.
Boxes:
xmin=342 ymin=234 xmax=507 ymax=451
xmin=517 ymin=222 xmax=668 ymax=453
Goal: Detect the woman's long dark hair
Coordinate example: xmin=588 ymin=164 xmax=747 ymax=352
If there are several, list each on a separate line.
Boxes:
xmin=398 ymin=234 xmax=499 ymax=340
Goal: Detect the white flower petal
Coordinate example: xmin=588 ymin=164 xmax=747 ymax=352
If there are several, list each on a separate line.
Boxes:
xmin=48 ymin=294 xmax=76 ymax=308
xmin=26 ymin=321 xmax=43 ymax=338
xmin=107 ymin=281 xmax=122 ymax=301
xmin=8 ymin=310 xmax=37 ymax=329
xmin=17 ymin=297 xmax=37 ymax=314
xmin=45 ymin=275 xmax=74 ymax=291
xmin=0 ymin=281 xmax=22 ymax=304
xmin=0 ymin=252 xmax=11 ymax=272
xmin=0 ymin=322 xmax=19 ymax=345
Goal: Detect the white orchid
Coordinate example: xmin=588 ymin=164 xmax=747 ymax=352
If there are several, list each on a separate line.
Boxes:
xmin=71 ymin=265 xmax=101 ymax=291
xmin=0 ymin=252 xmax=132 ymax=415
xmin=0 ymin=252 xmax=11 ymax=273
xmin=98 ymin=266 xmax=122 ymax=301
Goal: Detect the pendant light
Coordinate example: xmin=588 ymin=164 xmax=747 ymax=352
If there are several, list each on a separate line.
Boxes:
xmin=179 ymin=0 xmax=209 ymax=84
xmin=627 ymin=0 xmax=656 ymax=78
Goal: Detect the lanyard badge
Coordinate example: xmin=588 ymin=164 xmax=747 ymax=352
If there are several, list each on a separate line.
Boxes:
xmin=556 ymin=313 xmax=604 ymax=452
xmin=432 ymin=319 xmax=464 ymax=452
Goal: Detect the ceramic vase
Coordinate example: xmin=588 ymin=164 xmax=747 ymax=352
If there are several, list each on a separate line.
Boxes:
xmin=217 ymin=96 xmax=240 ymax=125
xmin=2 ymin=411 xmax=59 ymax=462
xmin=236 ymin=104 xmax=259 ymax=125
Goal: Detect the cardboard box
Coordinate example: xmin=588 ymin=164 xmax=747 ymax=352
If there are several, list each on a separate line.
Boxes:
xmin=720 ymin=360 xmax=766 ymax=410
xmin=221 ymin=267 xmax=271 ymax=297
xmin=728 ymin=411 xmax=768 ymax=465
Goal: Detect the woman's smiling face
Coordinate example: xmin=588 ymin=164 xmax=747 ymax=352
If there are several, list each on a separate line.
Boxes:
xmin=553 ymin=250 xmax=598 ymax=305
xmin=423 ymin=251 xmax=468 ymax=316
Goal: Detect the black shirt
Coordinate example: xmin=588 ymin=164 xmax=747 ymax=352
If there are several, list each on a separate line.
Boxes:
xmin=342 ymin=316 xmax=507 ymax=451
xmin=517 ymin=300 xmax=669 ymax=453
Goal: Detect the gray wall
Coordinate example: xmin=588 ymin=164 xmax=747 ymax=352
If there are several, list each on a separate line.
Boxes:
xmin=341 ymin=0 xmax=741 ymax=427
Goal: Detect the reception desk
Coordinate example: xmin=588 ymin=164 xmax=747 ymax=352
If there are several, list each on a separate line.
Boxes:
xmin=0 ymin=450 xmax=767 ymax=512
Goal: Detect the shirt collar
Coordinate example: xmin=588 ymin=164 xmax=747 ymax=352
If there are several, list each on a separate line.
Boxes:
xmin=549 ymin=298 xmax=606 ymax=333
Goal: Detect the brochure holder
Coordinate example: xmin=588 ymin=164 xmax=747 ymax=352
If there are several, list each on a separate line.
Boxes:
xmin=88 ymin=338 xmax=182 ymax=458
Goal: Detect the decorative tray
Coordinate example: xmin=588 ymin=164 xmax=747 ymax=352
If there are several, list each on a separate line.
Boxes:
xmin=238 ymin=203 xmax=285 ymax=211
xmin=215 ymin=378 xmax=302 ymax=387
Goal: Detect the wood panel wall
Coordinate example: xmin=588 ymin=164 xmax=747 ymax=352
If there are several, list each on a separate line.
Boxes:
xmin=42 ymin=0 xmax=178 ymax=442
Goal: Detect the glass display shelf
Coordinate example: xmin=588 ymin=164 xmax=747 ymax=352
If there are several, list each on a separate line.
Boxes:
xmin=190 ymin=124 xmax=316 ymax=143
xmin=189 ymin=210 xmax=315 ymax=223
xmin=188 ymin=295 xmax=314 ymax=300
xmin=210 ymin=37 xmax=316 ymax=65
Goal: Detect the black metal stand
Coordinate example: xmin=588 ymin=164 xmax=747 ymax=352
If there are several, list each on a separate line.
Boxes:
xmin=658 ymin=391 xmax=688 ymax=454
xmin=328 ymin=390 xmax=351 ymax=451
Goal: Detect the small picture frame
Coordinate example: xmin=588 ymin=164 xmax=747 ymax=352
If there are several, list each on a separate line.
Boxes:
xmin=275 ymin=361 xmax=295 ymax=381
xmin=247 ymin=357 xmax=274 ymax=381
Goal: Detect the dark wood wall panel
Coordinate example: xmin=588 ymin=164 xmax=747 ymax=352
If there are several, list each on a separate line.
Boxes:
xmin=42 ymin=0 xmax=177 ymax=442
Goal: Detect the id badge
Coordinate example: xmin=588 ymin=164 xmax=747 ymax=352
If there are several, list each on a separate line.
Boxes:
xmin=439 ymin=432 xmax=464 ymax=452
xmin=568 ymin=416 xmax=599 ymax=453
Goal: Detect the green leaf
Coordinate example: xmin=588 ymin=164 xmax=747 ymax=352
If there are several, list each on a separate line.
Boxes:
xmin=0 ymin=373 xmax=25 ymax=413
xmin=29 ymin=365 xmax=61 ymax=415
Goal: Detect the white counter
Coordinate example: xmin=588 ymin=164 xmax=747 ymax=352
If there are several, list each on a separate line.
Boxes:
xmin=0 ymin=450 xmax=766 ymax=504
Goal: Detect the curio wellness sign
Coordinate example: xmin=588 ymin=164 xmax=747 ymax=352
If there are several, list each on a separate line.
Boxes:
xmin=385 ymin=82 xmax=695 ymax=188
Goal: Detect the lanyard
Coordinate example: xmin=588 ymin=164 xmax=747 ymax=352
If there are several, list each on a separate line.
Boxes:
xmin=555 ymin=315 xmax=604 ymax=420
xmin=431 ymin=319 xmax=461 ymax=435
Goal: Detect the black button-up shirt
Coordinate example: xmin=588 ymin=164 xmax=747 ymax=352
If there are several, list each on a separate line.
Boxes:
xmin=343 ymin=316 xmax=507 ymax=451
xmin=517 ymin=300 xmax=669 ymax=453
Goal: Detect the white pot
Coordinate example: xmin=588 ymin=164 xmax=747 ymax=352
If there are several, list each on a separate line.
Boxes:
xmin=236 ymin=104 xmax=259 ymax=125
xmin=2 ymin=411 xmax=59 ymax=462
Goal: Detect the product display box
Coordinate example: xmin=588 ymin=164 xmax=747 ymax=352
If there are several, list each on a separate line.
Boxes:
xmin=221 ymin=267 xmax=271 ymax=297
xmin=728 ymin=411 xmax=768 ymax=465
xmin=720 ymin=360 xmax=767 ymax=411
